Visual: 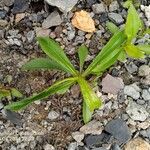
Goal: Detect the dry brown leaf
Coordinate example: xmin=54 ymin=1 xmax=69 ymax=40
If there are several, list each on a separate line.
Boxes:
xmin=71 ymin=10 xmax=96 ymax=33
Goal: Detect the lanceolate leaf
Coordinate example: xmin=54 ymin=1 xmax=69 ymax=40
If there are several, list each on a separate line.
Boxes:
xmin=11 ymin=88 xmax=23 ymax=98
xmin=5 ymin=77 xmax=77 ymax=111
xmin=83 ymin=101 xmax=93 ymax=123
xmin=78 ymin=45 xmax=88 ymax=72
xmin=136 ymin=45 xmax=150 ymax=55
xmin=124 ymin=44 xmax=145 ymax=58
xmin=83 ymin=30 xmax=126 ymax=76
xmin=78 ymin=77 xmax=102 ymax=112
xmin=92 ymin=47 xmax=121 ymax=74
xmin=125 ymin=4 xmax=142 ymax=41
xmin=0 ymin=89 xmax=11 ymax=99
xmin=37 ymin=37 xmax=77 ymax=75
xmin=106 ymin=22 xmax=119 ymax=34
xmin=22 ymin=58 xmax=68 ymax=72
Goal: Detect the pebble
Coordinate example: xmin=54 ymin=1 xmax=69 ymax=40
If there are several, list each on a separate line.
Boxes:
xmin=0 ymin=30 xmax=4 ymax=39
xmin=92 ymin=148 xmax=107 ymax=150
xmin=125 ymin=137 xmax=150 ymax=150
xmin=80 ymin=121 xmax=103 ymax=135
xmin=42 ymin=11 xmax=62 ymax=29
xmin=124 ymin=84 xmax=140 ymax=100
xmin=26 ymin=30 xmax=35 ymax=43
xmin=138 ymin=65 xmax=150 ymax=77
xmin=102 ymin=74 xmax=124 ymax=95
xmin=125 ymin=62 xmax=138 ymax=74
xmin=109 ymin=1 xmax=119 ymax=12
xmin=35 ymin=27 xmax=51 ymax=37
xmin=72 ymin=132 xmax=84 ymax=143
xmin=12 ymin=0 xmax=29 ymax=14
xmin=0 ymin=19 xmax=8 ymax=27
xmin=47 ymin=110 xmax=60 ymax=120
xmin=126 ymin=101 xmax=149 ymax=121
xmin=45 ymin=0 xmax=78 ymax=12
xmin=70 ymin=85 xmax=80 ymax=98
xmin=68 ymin=142 xmax=78 ymax=150
xmin=141 ymin=5 xmax=150 ymax=26
xmin=142 ymin=89 xmax=150 ymax=101
xmin=108 ymin=13 xmax=124 ymax=24
xmin=15 ymin=13 xmax=25 ymax=23
xmin=92 ymin=3 xmax=106 ymax=14
xmin=44 ymin=144 xmax=55 ymax=150
xmin=105 ymin=118 xmax=131 ymax=144
xmin=1 ymin=0 xmax=14 ymax=6
xmin=0 ymin=10 xmax=7 ymax=19
xmin=111 ymin=143 xmax=121 ymax=150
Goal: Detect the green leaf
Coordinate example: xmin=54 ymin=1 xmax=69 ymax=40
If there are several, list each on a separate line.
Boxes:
xmin=78 ymin=77 xmax=102 ymax=112
xmin=136 ymin=45 xmax=150 ymax=55
xmin=0 ymin=89 xmax=11 ymax=99
xmin=78 ymin=45 xmax=88 ymax=73
xmin=117 ymin=49 xmax=127 ymax=62
xmin=124 ymin=44 xmax=145 ymax=58
xmin=106 ymin=22 xmax=119 ymax=34
xmin=22 ymin=58 xmax=68 ymax=72
xmin=37 ymin=37 xmax=77 ymax=75
xmin=83 ymin=101 xmax=93 ymax=123
xmin=5 ymin=77 xmax=77 ymax=111
xmin=92 ymin=47 xmax=121 ymax=74
xmin=123 ymin=0 xmax=133 ymax=8
xmin=83 ymin=30 xmax=126 ymax=76
xmin=11 ymin=88 xmax=23 ymax=98
xmin=125 ymin=4 xmax=142 ymax=41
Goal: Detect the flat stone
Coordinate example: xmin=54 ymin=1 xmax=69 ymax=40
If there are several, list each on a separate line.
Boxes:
xmin=42 ymin=11 xmax=62 ymax=29
xmin=111 ymin=143 xmax=121 ymax=150
xmin=125 ymin=62 xmax=138 ymax=74
xmin=0 ymin=19 xmax=8 ymax=27
xmin=138 ymin=65 xmax=150 ymax=77
xmin=45 ymin=0 xmax=78 ymax=12
xmin=68 ymin=142 xmax=78 ymax=150
xmin=102 ymin=74 xmax=124 ymax=94
xmin=44 ymin=144 xmax=55 ymax=150
xmin=142 ymin=89 xmax=150 ymax=101
xmin=80 ymin=121 xmax=103 ymax=135
xmin=109 ymin=1 xmax=119 ymax=12
xmin=92 ymin=3 xmax=106 ymax=14
xmin=0 ymin=0 xmax=14 ymax=6
xmin=72 ymin=132 xmax=84 ymax=143
xmin=47 ymin=110 xmax=59 ymax=120
xmin=108 ymin=13 xmax=124 ymax=24
xmin=26 ymin=30 xmax=35 ymax=43
xmin=35 ymin=27 xmax=51 ymax=37
xmin=124 ymin=84 xmax=140 ymax=100
xmin=125 ymin=138 xmax=150 ymax=150
xmin=12 ymin=0 xmax=29 ymax=14
xmin=126 ymin=101 xmax=149 ymax=121
xmin=105 ymin=118 xmax=131 ymax=144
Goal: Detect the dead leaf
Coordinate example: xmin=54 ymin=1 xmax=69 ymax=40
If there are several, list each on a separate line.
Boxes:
xmin=71 ymin=10 xmax=96 ymax=33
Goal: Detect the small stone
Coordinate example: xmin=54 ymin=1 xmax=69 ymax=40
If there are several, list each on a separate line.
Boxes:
xmin=70 ymin=85 xmax=80 ymax=98
xmin=141 ymin=5 xmax=150 ymax=26
xmin=92 ymin=148 xmax=107 ymax=150
xmin=142 ymin=89 xmax=150 ymax=101
xmin=45 ymin=0 xmax=78 ymax=12
xmin=108 ymin=13 xmax=124 ymax=24
xmin=26 ymin=30 xmax=35 ymax=43
xmin=136 ymin=99 xmax=145 ymax=105
xmin=35 ymin=27 xmax=50 ymax=37
xmin=0 ymin=30 xmax=4 ymax=39
xmin=44 ymin=144 xmax=55 ymax=150
xmin=68 ymin=142 xmax=78 ymax=150
xmin=12 ymin=0 xmax=29 ymax=14
xmin=138 ymin=65 xmax=150 ymax=77
xmin=72 ymin=10 xmax=95 ymax=33
xmin=42 ymin=11 xmax=62 ymax=29
xmin=67 ymin=30 xmax=75 ymax=40
xmin=92 ymin=3 xmax=106 ymax=14
xmin=124 ymin=84 xmax=140 ymax=100
xmin=48 ymin=110 xmax=59 ymax=120
xmin=1 ymin=0 xmax=14 ymax=6
xmin=0 ymin=19 xmax=8 ymax=27
xmin=15 ymin=13 xmax=25 ymax=23
xmin=0 ymin=10 xmax=7 ymax=19
xmin=125 ymin=138 xmax=150 ymax=150
xmin=125 ymin=62 xmax=138 ymax=74
xmin=126 ymin=101 xmax=149 ymax=121
xmin=109 ymin=1 xmax=119 ymax=12
xmin=72 ymin=132 xmax=84 ymax=143
xmin=102 ymin=74 xmax=124 ymax=94
xmin=111 ymin=143 xmax=121 ymax=150
xmin=80 ymin=120 xmax=103 ymax=135
xmin=105 ymin=118 xmax=131 ymax=144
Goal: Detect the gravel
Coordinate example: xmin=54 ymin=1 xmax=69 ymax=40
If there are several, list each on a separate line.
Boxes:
xmin=47 ymin=110 xmax=60 ymax=120
xmin=138 ymin=65 xmax=150 ymax=77
xmin=142 ymin=89 xmax=150 ymax=101
xmin=109 ymin=1 xmax=119 ymax=12
xmin=92 ymin=3 xmax=106 ymax=14
xmin=108 ymin=13 xmax=124 ymax=24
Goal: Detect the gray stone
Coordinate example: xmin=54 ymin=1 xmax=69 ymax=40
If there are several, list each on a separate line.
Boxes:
xmin=124 ymin=84 xmax=140 ymax=100
xmin=138 ymin=65 xmax=150 ymax=77
xmin=105 ymin=118 xmax=131 ymax=144
xmin=126 ymin=101 xmax=149 ymax=121
xmin=72 ymin=132 xmax=84 ymax=143
xmin=111 ymin=143 xmax=121 ymax=150
xmin=108 ymin=13 xmax=124 ymax=24
xmin=26 ymin=30 xmax=35 ymax=43
xmin=0 ymin=19 xmax=8 ymax=27
xmin=0 ymin=10 xmax=7 ymax=19
xmin=0 ymin=30 xmax=4 ymax=39
xmin=92 ymin=148 xmax=107 ymax=150
xmin=109 ymin=1 xmax=119 ymax=12
xmin=125 ymin=62 xmax=138 ymax=74
xmin=48 ymin=110 xmax=59 ymax=120
xmin=12 ymin=0 xmax=29 ymax=14
xmin=45 ymin=0 xmax=78 ymax=12
xmin=44 ymin=144 xmax=55 ymax=150
xmin=142 ymin=89 xmax=150 ymax=101
xmin=92 ymin=3 xmax=106 ymax=14
xmin=67 ymin=30 xmax=75 ymax=40
xmin=0 ymin=0 xmax=14 ymax=6
xmin=68 ymin=142 xmax=78 ymax=150
xmin=136 ymin=99 xmax=145 ymax=105
xmin=42 ymin=11 xmax=62 ymax=29
xmin=102 ymin=74 xmax=124 ymax=94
